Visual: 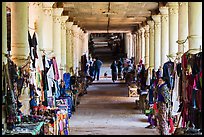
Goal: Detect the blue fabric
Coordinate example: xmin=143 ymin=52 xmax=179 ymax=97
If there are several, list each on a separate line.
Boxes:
xmin=95 ymin=60 xmax=102 ymax=69
xmin=30 ymin=98 xmax=37 ymax=108
xmin=55 ymin=80 xmax=61 ymax=99
xmin=192 ymin=89 xmax=197 ymax=109
xmin=94 ymin=69 xmax=100 ymax=81
xmin=163 ymin=61 xmax=174 ymax=89
xmin=63 ymin=73 xmax=71 ymax=90
xmin=59 ymin=84 xmax=69 ymax=97
xmin=149 ymin=88 xmax=154 ymax=105
xmin=30 ymin=89 xmax=35 ymax=97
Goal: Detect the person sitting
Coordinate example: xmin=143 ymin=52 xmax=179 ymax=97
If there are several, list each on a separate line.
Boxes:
xmin=59 ymin=80 xmax=69 ymax=97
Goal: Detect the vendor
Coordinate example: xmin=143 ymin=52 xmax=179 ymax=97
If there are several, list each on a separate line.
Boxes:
xmin=59 ymin=80 xmax=69 ymax=97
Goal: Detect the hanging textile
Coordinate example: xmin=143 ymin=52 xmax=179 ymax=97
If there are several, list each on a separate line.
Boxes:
xmin=52 ymin=57 xmax=59 ymax=81
xmin=28 ymin=31 xmax=39 ymax=68
xmin=63 ymin=73 xmax=71 ymax=91
xmin=47 ymin=64 xmax=55 ymax=97
xmin=162 ymin=60 xmax=174 ymax=90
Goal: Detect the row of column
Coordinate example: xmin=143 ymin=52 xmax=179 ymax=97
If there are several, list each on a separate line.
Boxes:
xmin=2 ymin=2 xmax=89 ymax=77
xmin=127 ymin=2 xmax=202 ymax=76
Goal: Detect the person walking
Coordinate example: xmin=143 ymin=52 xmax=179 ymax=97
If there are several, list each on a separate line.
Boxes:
xmin=155 ymin=77 xmax=171 ymax=135
xmin=93 ymin=57 xmax=103 ymax=81
xmin=110 ymin=60 xmax=117 ymax=83
xmin=117 ymin=58 xmax=123 ymax=79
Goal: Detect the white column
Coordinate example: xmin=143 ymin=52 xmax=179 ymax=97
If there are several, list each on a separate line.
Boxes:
xmin=42 ymin=2 xmax=54 ymax=52
xmin=71 ymin=25 xmax=80 ymax=72
xmin=66 ymin=21 xmax=73 ymax=73
xmin=135 ymin=32 xmax=139 ymax=64
xmin=137 ymin=30 xmax=142 ymax=61
xmin=61 ymin=16 xmax=68 ymax=76
xmin=167 ymin=2 xmax=179 ymax=58
xmin=152 ymin=14 xmax=161 ymax=71
xmin=29 ymin=2 xmax=44 ymax=70
xmin=52 ymin=8 xmax=63 ymax=80
xmin=83 ymin=32 xmax=89 ymax=55
xmin=124 ymin=33 xmax=129 ymax=57
xmin=140 ymin=27 xmax=145 ymax=63
xmin=128 ymin=33 xmax=133 ymax=58
xmin=2 ymin=2 xmax=7 ymax=64
xmin=188 ymin=2 xmax=202 ymax=54
xmin=159 ymin=6 xmax=169 ymax=65
xmin=11 ymin=2 xmax=29 ymax=66
xmin=79 ymin=29 xmax=83 ymax=58
xmin=132 ymin=33 xmax=136 ymax=59
xmin=144 ymin=25 xmax=150 ymax=68
xmin=147 ymin=20 xmax=155 ymax=74
xmin=76 ymin=27 xmax=81 ymax=69
xmin=177 ymin=2 xmax=188 ymax=53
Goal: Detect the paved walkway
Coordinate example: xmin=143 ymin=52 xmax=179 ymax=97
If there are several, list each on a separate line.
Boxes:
xmin=69 ymin=82 xmax=159 ymax=135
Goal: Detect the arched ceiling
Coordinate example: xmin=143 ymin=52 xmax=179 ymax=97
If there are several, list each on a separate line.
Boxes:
xmin=61 ymin=2 xmax=159 ymax=33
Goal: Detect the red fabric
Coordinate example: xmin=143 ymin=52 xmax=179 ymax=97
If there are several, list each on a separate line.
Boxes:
xmin=52 ymin=57 xmax=60 ymax=81
xmin=169 ymin=117 xmax=174 ymax=133
xmin=181 ymin=53 xmax=187 ymax=71
xmin=153 ymin=102 xmax=158 ymax=113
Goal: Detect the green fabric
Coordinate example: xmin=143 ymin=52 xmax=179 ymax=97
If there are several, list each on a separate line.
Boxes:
xmin=31 ymin=122 xmax=44 ymax=135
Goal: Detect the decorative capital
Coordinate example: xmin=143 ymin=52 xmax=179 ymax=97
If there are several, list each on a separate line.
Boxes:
xmin=53 ymin=8 xmax=63 ymax=16
xmin=178 ymin=2 xmax=188 ymax=7
xmin=43 ymin=8 xmax=52 ymax=16
xmin=61 ymin=16 xmax=68 ymax=30
xmin=154 ymin=22 xmax=161 ymax=29
xmin=29 ymin=2 xmax=42 ymax=8
xmin=42 ymin=2 xmax=55 ymax=8
xmin=167 ymin=2 xmax=178 ymax=15
xmin=159 ymin=6 xmax=169 ymax=15
xmin=53 ymin=16 xmax=61 ymax=23
xmin=66 ymin=22 xmax=73 ymax=29
xmin=144 ymin=25 xmax=149 ymax=32
xmin=139 ymin=27 xmax=145 ymax=33
xmin=161 ymin=15 xmax=168 ymax=23
xmin=147 ymin=20 xmax=154 ymax=28
xmin=152 ymin=14 xmax=161 ymax=23
xmin=144 ymin=32 xmax=149 ymax=39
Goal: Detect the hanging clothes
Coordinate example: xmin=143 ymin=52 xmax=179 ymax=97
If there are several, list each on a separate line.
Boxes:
xmin=63 ymin=73 xmax=71 ymax=91
xmin=52 ymin=57 xmax=59 ymax=81
xmin=42 ymin=55 xmax=49 ymax=91
xmin=162 ymin=60 xmax=174 ymax=90
xmin=47 ymin=64 xmax=55 ymax=97
xmin=28 ymin=31 xmax=39 ymax=68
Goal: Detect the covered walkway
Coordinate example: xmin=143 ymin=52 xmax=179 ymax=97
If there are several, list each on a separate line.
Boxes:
xmin=70 ymin=82 xmax=159 ymax=135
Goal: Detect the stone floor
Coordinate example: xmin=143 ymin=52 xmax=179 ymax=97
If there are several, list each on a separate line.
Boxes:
xmin=69 ymin=80 xmax=159 ymax=135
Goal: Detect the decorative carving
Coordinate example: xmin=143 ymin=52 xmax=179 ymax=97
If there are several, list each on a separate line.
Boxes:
xmin=53 ymin=16 xmax=61 ymax=23
xmin=147 ymin=20 xmax=154 ymax=28
xmin=179 ymin=2 xmax=188 ymax=6
xmin=43 ymin=8 xmax=52 ymax=16
xmin=169 ymin=7 xmax=178 ymax=15
xmin=154 ymin=22 xmax=161 ymax=29
xmin=161 ymin=15 xmax=168 ymax=23
xmin=61 ymin=21 xmax=67 ymax=30
xmin=159 ymin=6 xmax=168 ymax=15
xmin=152 ymin=15 xmax=161 ymax=23
xmin=144 ymin=33 xmax=149 ymax=38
